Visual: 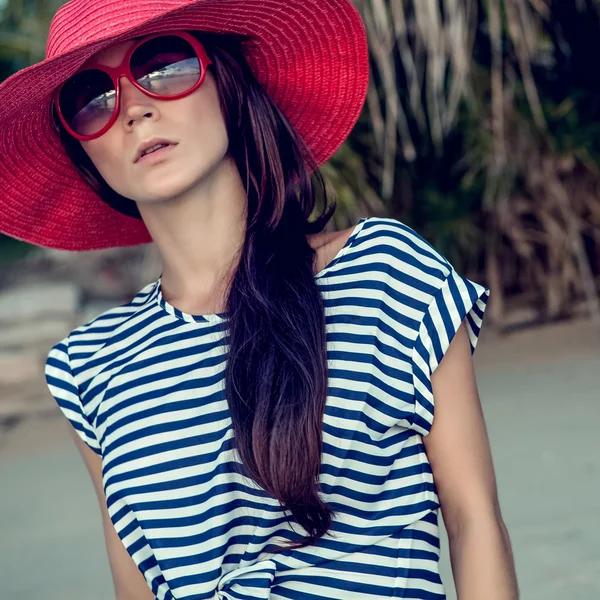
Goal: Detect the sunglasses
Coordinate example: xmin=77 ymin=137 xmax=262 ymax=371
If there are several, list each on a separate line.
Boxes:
xmin=54 ymin=31 xmax=213 ymax=141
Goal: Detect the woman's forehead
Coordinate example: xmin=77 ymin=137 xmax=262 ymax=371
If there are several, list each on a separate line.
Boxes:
xmin=85 ymin=36 xmax=141 ymax=68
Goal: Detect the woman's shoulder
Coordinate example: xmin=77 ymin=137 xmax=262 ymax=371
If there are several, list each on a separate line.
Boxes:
xmin=358 ymin=216 xmax=450 ymax=268
xmin=45 ymin=279 xmax=159 ymax=373
xmin=314 ymin=215 xmax=452 ymax=278
xmin=332 ymin=216 xmax=453 ymax=289
xmin=347 ymin=217 xmax=490 ymax=364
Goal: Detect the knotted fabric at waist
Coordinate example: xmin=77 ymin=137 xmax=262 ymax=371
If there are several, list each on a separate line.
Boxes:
xmin=216 ymin=559 xmax=277 ymax=600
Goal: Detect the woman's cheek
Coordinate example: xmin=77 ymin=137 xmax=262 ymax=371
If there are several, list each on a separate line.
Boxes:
xmin=83 ymin=141 xmax=132 ymax=198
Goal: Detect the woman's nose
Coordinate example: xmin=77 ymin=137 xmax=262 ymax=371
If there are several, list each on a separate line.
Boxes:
xmin=119 ymin=76 xmax=158 ymax=127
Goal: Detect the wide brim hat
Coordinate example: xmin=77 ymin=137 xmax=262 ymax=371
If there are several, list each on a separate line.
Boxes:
xmin=0 ymin=0 xmax=368 ymax=251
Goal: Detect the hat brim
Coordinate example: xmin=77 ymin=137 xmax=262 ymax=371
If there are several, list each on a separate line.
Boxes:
xmin=0 ymin=0 xmax=368 ymax=251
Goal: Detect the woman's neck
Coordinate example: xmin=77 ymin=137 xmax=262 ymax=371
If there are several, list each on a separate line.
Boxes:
xmin=138 ymin=155 xmax=247 ymax=312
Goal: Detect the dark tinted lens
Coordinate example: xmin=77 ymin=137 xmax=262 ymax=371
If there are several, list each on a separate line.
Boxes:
xmin=59 ymin=69 xmax=116 ymax=136
xmin=131 ymin=35 xmax=200 ymax=96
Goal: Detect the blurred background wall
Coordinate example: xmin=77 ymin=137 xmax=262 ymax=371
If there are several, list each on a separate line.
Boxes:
xmin=0 ymin=1 xmax=598 ymax=599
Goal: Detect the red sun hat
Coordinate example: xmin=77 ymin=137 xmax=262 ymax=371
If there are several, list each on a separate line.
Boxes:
xmin=0 ymin=0 xmax=369 ymax=251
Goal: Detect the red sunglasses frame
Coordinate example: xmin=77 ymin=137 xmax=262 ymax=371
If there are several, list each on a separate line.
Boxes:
xmin=54 ymin=31 xmax=213 ymax=141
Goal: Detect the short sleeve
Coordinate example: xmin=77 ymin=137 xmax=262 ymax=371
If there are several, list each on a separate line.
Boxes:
xmin=411 ymin=266 xmax=490 ymax=436
xmin=45 ymin=336 xmax=102 ymax=454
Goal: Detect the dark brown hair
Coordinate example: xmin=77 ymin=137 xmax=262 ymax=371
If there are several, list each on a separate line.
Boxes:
xmin=52 ymin=31 xmax=337 ymax=551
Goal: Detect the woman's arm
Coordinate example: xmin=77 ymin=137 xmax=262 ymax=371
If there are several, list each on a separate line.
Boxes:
xmin=423 ymin=322 xmax=519 ymax=600
xmin=69 ymin=429 xmax=155 ymax=600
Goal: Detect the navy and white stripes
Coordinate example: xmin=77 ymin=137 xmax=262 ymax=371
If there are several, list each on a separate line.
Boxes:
xmin=45 ymin=216 xmax=489 ymax=600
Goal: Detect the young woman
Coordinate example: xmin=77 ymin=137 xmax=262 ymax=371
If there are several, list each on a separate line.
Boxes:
xmin=0 ymin=1 xmax=518 ymax=598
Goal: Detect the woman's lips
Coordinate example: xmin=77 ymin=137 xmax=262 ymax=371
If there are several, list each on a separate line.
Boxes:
xmin=136 ymin=143 xmax=177 ymax=165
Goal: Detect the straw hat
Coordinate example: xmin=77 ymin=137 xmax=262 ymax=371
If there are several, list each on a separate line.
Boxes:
xmin=0 ymin=0 xmax=368 ymax=250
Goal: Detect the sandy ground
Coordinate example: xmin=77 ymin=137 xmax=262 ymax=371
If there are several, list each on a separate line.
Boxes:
xmin=0 ymin=317 xmax=599 ymax=599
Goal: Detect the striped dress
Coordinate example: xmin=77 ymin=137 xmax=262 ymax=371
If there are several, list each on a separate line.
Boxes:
xmin=45 ymin=216 xmax=489 ymax=600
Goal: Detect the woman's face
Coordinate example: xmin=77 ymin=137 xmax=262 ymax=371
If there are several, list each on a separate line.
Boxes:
xmin=78 ymin=38 xmax=230 ymax=204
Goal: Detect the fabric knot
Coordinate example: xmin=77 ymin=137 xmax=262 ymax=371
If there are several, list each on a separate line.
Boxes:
xmin=216 ymin=559 xmax=277 ymax=600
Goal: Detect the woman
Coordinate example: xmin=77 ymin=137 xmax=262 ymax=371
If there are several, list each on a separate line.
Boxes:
xmin=0 ymin=0 xmax=518 ymax=599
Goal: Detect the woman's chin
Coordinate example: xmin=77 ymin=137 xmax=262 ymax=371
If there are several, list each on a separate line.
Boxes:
xmin=132 ymin=176 xmax=199 ymax=204
xmin=122 ymin=157 xmax=227 ymax=204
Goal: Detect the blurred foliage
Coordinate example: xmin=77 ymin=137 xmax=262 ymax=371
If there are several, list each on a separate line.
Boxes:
xmin=346 ymin=0 xmax=600 ymax=325
xmin=0 ymin=234 xmax=34 ymax=264
xmin=1 ymin=0 xmax=600 ymax=325
xmin=0 ymin=0 xmax=62 ymax=76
